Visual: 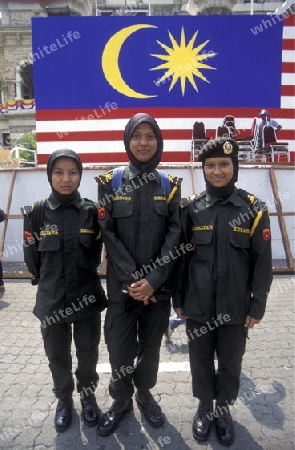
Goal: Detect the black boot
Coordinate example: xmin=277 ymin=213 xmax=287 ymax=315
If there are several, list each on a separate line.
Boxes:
xmin=192 ymin=401 xmax=213 ymax=442
xmin=54 ymin=398 xmax=72 ymax=432
xmin=81 ymin=394 xmax=101 ymax=426
xmin=97 ymin=399 xmax=133 ymax=436
xmin=135 ymin=390 xmax=164 ymax=427
xmin=215 ymin=404 xmax=235 ymax=445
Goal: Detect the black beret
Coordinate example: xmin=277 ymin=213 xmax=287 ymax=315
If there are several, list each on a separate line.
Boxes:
xmin=198 ymin=137 xmax=239 ymax=162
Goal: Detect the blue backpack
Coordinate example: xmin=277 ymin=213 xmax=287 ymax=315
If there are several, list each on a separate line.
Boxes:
xmin=111 ymin=166 xmax=171 ymax=197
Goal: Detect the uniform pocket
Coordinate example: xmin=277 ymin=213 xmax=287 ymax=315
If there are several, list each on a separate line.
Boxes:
xmin=191 ymin=230 xmax=213 ymax=245
xmin=79 ymin=233 xmax=96 ymax=249
xmin=37 ymin=235 xmax=60 ymax=252
xmin=229 ymin=230 xmax=250 ymax=248
xmin=154 ymin=201 xmax=168 ymax=217
xmin=112 ymin=200 xmax=133 ymax=218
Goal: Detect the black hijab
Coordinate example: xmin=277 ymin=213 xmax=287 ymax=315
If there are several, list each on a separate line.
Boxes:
xmin=47 ymin=149 xmax=83 ymax=205
xmin=123 ymin=113 xmax=163 ymax=173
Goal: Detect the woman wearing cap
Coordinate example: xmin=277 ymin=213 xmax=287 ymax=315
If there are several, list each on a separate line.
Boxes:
xmin=95 ymin=113 xmax=182 ymax=436
xmin=173 ymin=137 xmax=273 ymax=445
xmin=22 ymin=149 xmax=107 ymax=432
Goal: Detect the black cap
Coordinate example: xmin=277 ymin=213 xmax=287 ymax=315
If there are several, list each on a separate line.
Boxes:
xmin=47 ymin=149 xmax=83 ymax=186
xmin=198 ymin=137 xmax=239 ymax=162
xmin=124 ymin=113 xmax=163 ymax=173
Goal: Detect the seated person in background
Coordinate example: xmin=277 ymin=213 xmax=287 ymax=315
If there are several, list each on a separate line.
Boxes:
xmin=257 ymin=109 xmax=282 ymax=149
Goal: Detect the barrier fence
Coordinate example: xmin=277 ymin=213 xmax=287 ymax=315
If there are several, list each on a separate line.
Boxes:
xmin=0 ymin=162 xmax=294 ymax=278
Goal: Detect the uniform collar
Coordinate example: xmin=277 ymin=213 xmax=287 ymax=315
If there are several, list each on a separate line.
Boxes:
xmin=47 ymin=192 xmax=81 ymax=210
xmin=207 ymin=188 xmax=242 ymax=207
xmin=127 ymin=163 xmax=160 ymax=184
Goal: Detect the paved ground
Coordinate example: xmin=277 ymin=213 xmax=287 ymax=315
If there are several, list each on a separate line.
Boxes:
xmin=0 ymin=276 xmax=294 ymax=450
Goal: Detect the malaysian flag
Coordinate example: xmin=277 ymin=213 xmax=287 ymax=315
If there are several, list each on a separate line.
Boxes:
xmin=32 ymin=14 xmax=295 ymax=164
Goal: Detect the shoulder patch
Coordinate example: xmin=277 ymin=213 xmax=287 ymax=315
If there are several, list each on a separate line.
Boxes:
xmin=95 ymin=171 xmax=114 ymax=185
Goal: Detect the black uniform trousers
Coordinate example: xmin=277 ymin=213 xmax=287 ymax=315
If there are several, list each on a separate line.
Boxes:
xmin=41 ymin=313 xmax=101 ymax=400
xmin=105 ymin=300 xmax=170 ymax=401
xmin=186 ymin=319 xmax=247 ymax=406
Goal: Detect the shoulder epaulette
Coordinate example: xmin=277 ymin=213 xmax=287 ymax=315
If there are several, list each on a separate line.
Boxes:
xmin=82 ymin=197 xmax=96 ymax=206
xmin=237 ymin=188 xmax=258 ymax=206
xmin=167 ymin=174 xmax=182 ymax=186
xmin=95 ymin=171 xmax=114 ymax=186
xmin=195 ymin=190 xmax=207 ymax=200
xmin=180 ymin=197 xmax=190 ymax=209
xmin=21 ymin=203 xmax=36 ymax=217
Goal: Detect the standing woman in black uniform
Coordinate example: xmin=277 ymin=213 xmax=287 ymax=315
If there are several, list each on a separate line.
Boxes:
xmin=95 ymin=113 xmax=182 ymax=436
xmin=173 ymin=137 xmax=273 ymax=445
xmin=22 ymin=149 xmax=106 ymax=432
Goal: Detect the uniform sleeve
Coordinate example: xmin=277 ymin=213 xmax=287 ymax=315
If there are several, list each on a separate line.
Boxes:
xmin=96 ymin=178 xmax=138 ymax=284
xmin=248 ymin=201 xmax=273 ymax=320
xmin=21 ymin=206 xmax=40 ymax=280
xmin=145 ymin=179 xmax=182 ymax=290
xmin=0 ymin=208 xmax=7 ymax=223
xmin=172 ymin=198 xmax=193 ymax=308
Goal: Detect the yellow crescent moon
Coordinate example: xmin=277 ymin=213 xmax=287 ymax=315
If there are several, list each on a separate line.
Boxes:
xmin=102 ymin=24 xmax=157 ymax=99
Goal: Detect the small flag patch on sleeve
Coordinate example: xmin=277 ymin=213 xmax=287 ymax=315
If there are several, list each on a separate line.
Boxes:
xmin=97 ymin=207 xmax=106 ymax=220
xmin=262 ymin=228 xmax=271 ymax=241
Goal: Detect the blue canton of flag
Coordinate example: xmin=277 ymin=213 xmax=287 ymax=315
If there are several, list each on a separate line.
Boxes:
xmin=32 ymin=15 xmax=283 ymax=110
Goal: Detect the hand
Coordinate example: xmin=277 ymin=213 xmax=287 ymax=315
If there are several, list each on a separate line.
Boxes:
xmin=128 ymin=280 xmax=154 ymax=305
xmin=244 ymin=315 xmax=261 ymax=328
xmin=174 ymin=307 xmax=189 ymax=320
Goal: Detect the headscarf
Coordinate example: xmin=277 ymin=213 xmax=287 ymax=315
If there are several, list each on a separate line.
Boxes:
xmin=123 ymin=113 xmax=163 ymax=173
xmin=46 ymin=149 xmax=83 ymax=205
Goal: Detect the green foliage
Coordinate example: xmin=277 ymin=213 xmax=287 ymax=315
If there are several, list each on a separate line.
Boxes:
xmin=15 ymin=133 xmax=36 ymax=150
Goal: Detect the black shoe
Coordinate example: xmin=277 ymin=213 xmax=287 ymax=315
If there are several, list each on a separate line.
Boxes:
xmin=55 ymin=399 xmax=72 ymax=432
xmin=135 ymin=390 xmax=164 ymax=428
xmin=192 ymin=401 xmax=213 ymax=442
xmin=215 ymin=405 xmax=235 ymax=445
xmin=97 ymin=399 xmax=133 ymax=436
xmin=81 ymin=394 xmax=101 ymax=426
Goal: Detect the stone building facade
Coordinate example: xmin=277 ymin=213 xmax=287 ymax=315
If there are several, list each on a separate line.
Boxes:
xmin=0 ymin=0 xmax=92 ymax=142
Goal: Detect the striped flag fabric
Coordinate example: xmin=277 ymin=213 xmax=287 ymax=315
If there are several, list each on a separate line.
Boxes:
xmin=32 ymin=14 xmax=295 ymax=164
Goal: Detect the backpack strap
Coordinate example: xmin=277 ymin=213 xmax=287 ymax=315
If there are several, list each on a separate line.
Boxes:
xmin=31 ymin=200 xmax=46 ymax=238
xmin=157 ymin=170 xmax=171 ymax=197
xmin=111 ymin=166 xmax=173 ymax=198
xmin=111 ymin=166 xmax=126 ymax=193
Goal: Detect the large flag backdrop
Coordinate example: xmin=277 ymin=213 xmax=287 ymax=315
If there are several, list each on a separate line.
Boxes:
xmin=32 ymin=14 xmax=295 ymax=164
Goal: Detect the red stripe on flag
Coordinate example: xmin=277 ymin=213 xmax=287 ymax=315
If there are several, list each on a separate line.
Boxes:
xmin=284 ymin=15 xmax=295 ymax=27
xmin=282 ymin=62 xmax=295 ymax=73
xmin=281 ymin=85 xmax=295 ymax=96
xmin=282 ymin=39 xmax=295 ymax=50
xmin=36 ymin=129 xmax=194 ymax=142
xmin=37 ymin=151 xmax=191 ymax=165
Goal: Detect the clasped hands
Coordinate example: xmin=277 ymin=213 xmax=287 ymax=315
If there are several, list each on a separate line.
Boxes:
xmin=126 ymin=279 xmax=156 ymax=305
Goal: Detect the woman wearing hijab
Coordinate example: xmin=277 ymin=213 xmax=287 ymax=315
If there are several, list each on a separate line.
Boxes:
xmin=172 ymin=137 xmax=273 ymax=445
xmin=95 ymin=113 xmax=182 ymax=436
xmin=22 ymin=149 xmax=106 ymax=432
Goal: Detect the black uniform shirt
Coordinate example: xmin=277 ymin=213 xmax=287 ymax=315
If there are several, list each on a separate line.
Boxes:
xmin=96 ymin=163 xmax=182 ymax=300
xmin=174 ymin=188 xmax=273 ymax=324
xmin=22 ymin=193 xmax=106 ymax=323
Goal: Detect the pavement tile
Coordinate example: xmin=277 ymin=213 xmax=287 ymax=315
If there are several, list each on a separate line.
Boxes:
xmin=0 ymin=276 xmax=294 ymax=450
